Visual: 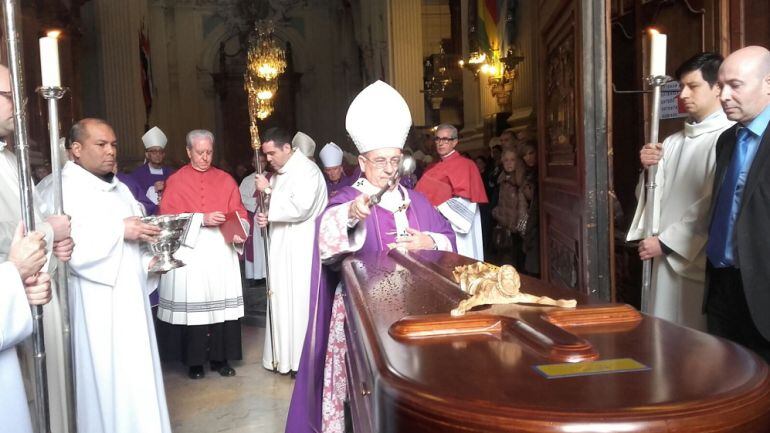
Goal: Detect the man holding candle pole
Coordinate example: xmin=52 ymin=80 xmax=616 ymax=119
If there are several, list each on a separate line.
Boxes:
xmin=627 ymin=51 xmax=732 ymax=330
xmin=704 ymin=46 xmax=770 ymax=361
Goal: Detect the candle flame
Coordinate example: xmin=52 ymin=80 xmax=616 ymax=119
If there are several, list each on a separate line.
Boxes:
xmin=648 ymin=28 xmax=659 ymax=35
xmin=47 ymin=30 xmax=61 ymax=39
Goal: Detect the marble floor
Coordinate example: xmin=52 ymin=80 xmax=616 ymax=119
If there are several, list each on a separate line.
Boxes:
xmin=163 ymin=325 xmax=294 ymax=433
xmin=163 ymin=280 xmax=294 ymax=433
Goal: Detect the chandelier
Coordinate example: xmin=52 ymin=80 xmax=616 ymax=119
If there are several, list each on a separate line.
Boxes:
xmin=423 ymin=48 xmax=452 ymax=109
xmin=247 ymin=21 xmax=286 ymax=81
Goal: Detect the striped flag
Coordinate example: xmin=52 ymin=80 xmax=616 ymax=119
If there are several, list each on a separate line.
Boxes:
xmin=476 ymin=0 xmax=512 ymax=56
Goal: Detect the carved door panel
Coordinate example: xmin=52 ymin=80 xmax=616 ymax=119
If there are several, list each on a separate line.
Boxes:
xmin=537 ymin=0 xmax=611 ymax=297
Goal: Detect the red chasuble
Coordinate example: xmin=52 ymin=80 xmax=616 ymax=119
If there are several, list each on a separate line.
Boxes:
xmin=415 ymin=151 xmax=488 ymax=206
xmin=160 ymin=165 xmax=247 ymax=219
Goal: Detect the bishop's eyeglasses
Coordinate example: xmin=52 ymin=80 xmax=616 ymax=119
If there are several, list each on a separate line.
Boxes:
xmin=362 ymin=155 xmax=402 ymax=169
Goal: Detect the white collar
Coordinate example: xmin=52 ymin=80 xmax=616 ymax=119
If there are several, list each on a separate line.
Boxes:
xmin=684 ymin=109 xmax=731 ymax=138
xmin=352 ymin=177 xmax=411 ymax=214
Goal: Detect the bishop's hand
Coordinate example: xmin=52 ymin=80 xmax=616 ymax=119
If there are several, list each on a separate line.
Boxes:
xmin=640 ymin=143 xmax=663 ymax=168
xmin=124 ymin=216 xmax=161 ymax=243
xmin=348 ymin=194 xmax=371 ymax=221
xmin=389 ymin=227 xmax=436 ymax=251
xmin=638 ymin=236 xmax=663 ymax=260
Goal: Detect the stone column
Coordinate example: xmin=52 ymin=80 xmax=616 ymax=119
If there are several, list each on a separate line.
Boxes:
xmin=93 ymin=0 xmax=148 ymax=166
xmin=388 ymin=0 xmax=425 ymax=126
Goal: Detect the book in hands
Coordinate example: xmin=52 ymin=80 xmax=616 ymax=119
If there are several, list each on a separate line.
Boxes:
xmin=219 ymin=211 xmax=248 ymax=243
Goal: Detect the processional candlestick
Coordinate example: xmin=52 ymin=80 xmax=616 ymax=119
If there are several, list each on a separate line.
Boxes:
xmin=2 ymin=1 xmax=51 ymax=431
xmin=641 ymin=29 xmax=670 ymax=313
xmin=244 ymin=20 xmax=285 ymax=370
xmin=39 ymin=31 xmax=77 ymax=432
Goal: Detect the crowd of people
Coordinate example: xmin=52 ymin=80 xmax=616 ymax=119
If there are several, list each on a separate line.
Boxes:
xmin=1 ymin=42 xmax=769 ymax=433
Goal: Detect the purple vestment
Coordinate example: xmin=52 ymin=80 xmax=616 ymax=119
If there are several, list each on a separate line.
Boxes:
xmin=325 ymin=172 xmax=358 ymax=199
xmin=128 ymin=163 xmax=176 ymax=215
xmin=285 ymin=186 xmax=455 ymax=433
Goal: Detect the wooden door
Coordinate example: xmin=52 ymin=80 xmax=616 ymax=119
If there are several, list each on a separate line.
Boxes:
xmin=537 ymin=0 xmax=612 ymax=299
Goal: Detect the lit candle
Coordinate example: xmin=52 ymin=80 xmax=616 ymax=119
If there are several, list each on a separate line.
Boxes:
xmin=648 ymin=29 xmax=667 ymax=77
xmin=39 ymin=31 xmax=61 ymax=88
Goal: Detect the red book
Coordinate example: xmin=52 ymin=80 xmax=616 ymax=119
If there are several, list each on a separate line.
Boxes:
xmin=219 ymin=211 xmax=248 ymax=243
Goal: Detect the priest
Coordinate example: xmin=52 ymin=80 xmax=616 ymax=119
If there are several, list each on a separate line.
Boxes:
xmin=255 ymin=127 xmax=328 ymax=374
xmin=128 ymin=126 xmax=176 ymax=215
xmin=627 ymin=52 xmax=733 ymax=330
xmin=285 ymin=81 xmax=456 ymax=433
xmin=157 ymin=129 xmax=247 ymax=379
xmin=415 ymin=124 xmax=488 ymax=260
xmin=62 ymin=118 xmax=170 ymax=432
xmin=319 ymin=141 xmax=356 ymax=198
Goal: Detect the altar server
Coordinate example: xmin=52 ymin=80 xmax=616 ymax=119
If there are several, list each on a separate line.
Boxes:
xmin=255 ymin=127 xmax=328 ymax=373
xmin=627 ymin=52 xmax=732 ymax=330
xmin=63 ymin=118 xmax=170 ymax=432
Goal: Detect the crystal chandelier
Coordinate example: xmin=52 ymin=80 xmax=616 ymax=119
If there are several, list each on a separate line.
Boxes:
xmin=247 ymin=21 xmax=286 ymax=81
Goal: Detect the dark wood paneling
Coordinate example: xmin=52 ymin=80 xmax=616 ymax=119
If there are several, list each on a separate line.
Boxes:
xmin=538 ymin=0 xmax=611 ymax=299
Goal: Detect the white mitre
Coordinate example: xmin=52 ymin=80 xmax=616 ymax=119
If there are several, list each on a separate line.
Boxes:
xmin=319 ymin=142 xmax=343 ymax=168
xmin=142 ymin=126 xmax=167 ymax=149
xmin=292 ymin=131 xmax=316 ymax=157
xmin=346 ymin=80 xmax=411 ymax=154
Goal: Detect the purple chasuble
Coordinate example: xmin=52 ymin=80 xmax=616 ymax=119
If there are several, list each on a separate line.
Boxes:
xmin=128 ymin=163 xmax=176 ymax=215
xmin=325 ymin=172 xmax=358 ymax=199
xmin=285 ymin=186 xmax=455 ymax=433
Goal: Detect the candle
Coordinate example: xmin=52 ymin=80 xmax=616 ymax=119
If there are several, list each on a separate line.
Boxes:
xmin=648 ymin=29 xmax=667 ymax=77
xmin=39 ymin=31 xmax=61 ymax=88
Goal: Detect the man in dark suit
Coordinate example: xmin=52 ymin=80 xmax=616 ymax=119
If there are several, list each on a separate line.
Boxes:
xmin=705 ymin=45 xmax=770 ymax=361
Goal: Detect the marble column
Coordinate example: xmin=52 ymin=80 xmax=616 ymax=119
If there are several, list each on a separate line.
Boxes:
xmin=508 ymin=0 xmax=536 ymax=127
xmin=388 ymin=0 xmax=425 ymax=126
xmin=93 ymin=0 xmax=149 ymax=166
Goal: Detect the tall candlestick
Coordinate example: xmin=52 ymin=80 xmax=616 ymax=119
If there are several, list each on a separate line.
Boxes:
xmin=649 ymin=29 xmax=667 ymax=77
xmin=39 ymin=31 xmax=61 ymax=87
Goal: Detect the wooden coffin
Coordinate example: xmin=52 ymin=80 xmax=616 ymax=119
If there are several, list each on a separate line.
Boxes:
xmin=341 ymin=249 xmax=770 ymax=433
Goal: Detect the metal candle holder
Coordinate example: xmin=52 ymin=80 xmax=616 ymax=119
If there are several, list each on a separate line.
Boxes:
xmin=38 ymin=84 xmax=78 ymax=433
xmin=640 ymin=74 xmax=672 ymax=314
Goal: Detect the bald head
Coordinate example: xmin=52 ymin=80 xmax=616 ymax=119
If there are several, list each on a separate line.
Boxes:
xmin=718 ymin=46 xmax=770 ymax=124
xmin=0 ymin=65 xmax=14 ymax=137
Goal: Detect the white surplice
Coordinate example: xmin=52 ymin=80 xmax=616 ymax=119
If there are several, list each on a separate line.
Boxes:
xmin=61 ymin=161 xmax=170 ymax=433
xmin=627 ymin=110 xmax=733 ymax=330
xmin=262 ymin=151 xmax=328 ymax=373
xmin=239 ymin=172 xmax=267 ymax=280
xmin=0 ymin=142 xmax=71 ymax=433
xmin=437 ymin=197 xmax=484 ymax=261
xmin=0 ymin=262 xmax=33 ymax=433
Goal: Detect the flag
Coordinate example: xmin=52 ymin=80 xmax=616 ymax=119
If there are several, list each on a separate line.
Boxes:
xmin=476 ymin=0 xmax=500 ymax=56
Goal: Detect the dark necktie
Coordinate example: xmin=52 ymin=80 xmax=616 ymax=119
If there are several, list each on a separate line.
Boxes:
xmin=706 ymin=127 xmax=751 ymax=267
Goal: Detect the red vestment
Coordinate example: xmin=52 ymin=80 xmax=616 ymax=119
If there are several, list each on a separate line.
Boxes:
xmin=415 ymin=151 xmax=488 ymax=206
xmin=160 ymin=165 xmax=246 ymax=219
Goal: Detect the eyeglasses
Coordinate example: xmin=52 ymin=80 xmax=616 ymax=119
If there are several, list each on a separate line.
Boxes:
xmin=434 ymin=136 xmax=457 ymax=143
xmin=362 ymin=155 xmax=402 ymax=169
